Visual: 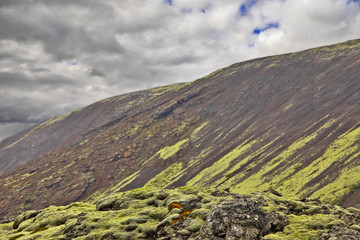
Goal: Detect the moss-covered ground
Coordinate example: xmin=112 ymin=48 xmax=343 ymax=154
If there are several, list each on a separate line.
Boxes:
xmin=1 ymin=186 xmax=360 ymax=240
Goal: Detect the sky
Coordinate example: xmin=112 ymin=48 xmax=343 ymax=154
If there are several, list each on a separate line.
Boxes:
xmin=0 ymin=0 xmax=359 ymax=141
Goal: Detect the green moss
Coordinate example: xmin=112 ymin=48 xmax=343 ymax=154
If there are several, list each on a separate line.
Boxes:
xmin=264 ymin=214 xmax=336 ymax=240
xmin=5 ymin=185 xmax=360 ymax=240
xmin=88 ymin=170 xmax=140 ymax=203
xmin=190 ymin=122 xmax=208 ymax=139
xmin=284 ymin=103 xmax=293 ymax=111
xmin=156 ymin=139 xmax=189 ymax=160
xmin=149 ymin=83 xmax=184 ymax=94
xmin=150 ymin=82 xmax=190 ymax=94
xmin=127 ymin=187 xmax=155 ymax=200
xmin=0 ymin=222 xmax=13 ymax=231
xmin=137 ymin=222 xmax=157 ymax=237
xmin=173 ymin=121 xmax=190 ymax=133
xmin=200 ymin=68 xmax=225 ymax=79
xmin=212 ymin=132 xmax=224 ymax=142
xmin=216 ymin=136 xmax=282 ymax=189
xmin=279 ymin=124 xmax=360 ymax=201
xmin=128 ymin=123 xmax=141 ymax=134
xmin=37 ymin=112 xmax=72 ymax=130
xmin=351 ymin=224 xmax=360 ymax=231
xmin=19 ymin=172 xmax=36 ymax=180
xmin=231 ymin=120 xmax=335 ymax=195
xmin=186 ymin=217 xmax=204 ymax=233
xmin=190 ymin=209 xmax=211 ymax=220
xmin=145 ymin=162 xmax=183 ymax=188
xmin=149 ymin=208 xmax=168 ymax=221
xmin=309 ymin=151 xmax=360 ymax=204
xmin=187 ymin=139 xmax=257 ymax=186
xmin=39 ymin=175 xmax=55 ymax=183
xmin=187 ymin=147 xmax=212 ymax=168
xmin=8 ymin=234 xmax=25 ymax=240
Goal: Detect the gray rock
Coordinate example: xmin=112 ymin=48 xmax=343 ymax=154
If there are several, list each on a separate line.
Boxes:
xmin=199 ymin=199 xmax=271 ymax=240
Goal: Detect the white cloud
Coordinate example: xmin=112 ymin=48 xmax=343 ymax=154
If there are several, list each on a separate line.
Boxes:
xmin=0 ymin=0 xmax=359 ymax=140
xmin=250 ymin=0 xmax=360 ymax=55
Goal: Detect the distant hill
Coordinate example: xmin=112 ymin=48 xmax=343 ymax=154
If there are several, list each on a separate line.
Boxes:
xmin=1 ymin=39 xmax=360 ymax=220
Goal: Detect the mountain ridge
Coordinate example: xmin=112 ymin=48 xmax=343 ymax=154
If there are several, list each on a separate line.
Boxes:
xmin=0 ymin=39 xmax=360 ymax=219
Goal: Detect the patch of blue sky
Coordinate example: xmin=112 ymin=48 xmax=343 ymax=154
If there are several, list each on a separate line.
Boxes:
xmin=239 ymin=0 xmax=258 ymax=16
xmin=253 ymin=22 xmax=279 ymax=34
xmin=347 ymin=0 xmax=360 ymax=5
xmin=164 ymin=0 xmax=172 ymax=6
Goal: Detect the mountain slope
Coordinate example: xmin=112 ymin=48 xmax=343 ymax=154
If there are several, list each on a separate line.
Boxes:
xmin=1 ymin=39 xmax=360 ymax=218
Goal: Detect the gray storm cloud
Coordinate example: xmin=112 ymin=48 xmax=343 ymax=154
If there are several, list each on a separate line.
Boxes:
xmin=0 ymin=0 xmax=359 ymax=141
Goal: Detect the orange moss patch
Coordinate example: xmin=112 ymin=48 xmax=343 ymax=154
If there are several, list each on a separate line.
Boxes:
xmin=169 ymin=202 xmax=193 ymax=224
xmin=169 ymin=202 xmax=183 ymax=211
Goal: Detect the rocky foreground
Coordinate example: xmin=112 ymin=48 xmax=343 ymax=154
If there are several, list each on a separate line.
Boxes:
xmin=1 ymin=187 xmax=360 ymax=240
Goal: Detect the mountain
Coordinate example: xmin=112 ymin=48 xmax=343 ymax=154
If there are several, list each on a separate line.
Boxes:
xmin=1 ymin=39 xmax=360 ymax=223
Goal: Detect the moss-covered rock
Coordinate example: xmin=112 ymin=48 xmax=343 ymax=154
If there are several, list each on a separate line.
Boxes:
xmin=137 ymin=222 xmax=157 ymax=238
xmin=13 ymin=210 xmax=41 ymax=229
xmin=190 ymin=208 xmax=211 ymax=220
xmin=186 ymin=217 xmax=203 ymax=233
xmin=149 ymin=208 xmax=168 ymax=221
xmin=2 ymin=187 xmax=360 ymax=240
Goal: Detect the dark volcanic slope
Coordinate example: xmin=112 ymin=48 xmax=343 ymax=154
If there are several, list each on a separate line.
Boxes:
xmin=1 ymin=40 xmax=360 ymax=217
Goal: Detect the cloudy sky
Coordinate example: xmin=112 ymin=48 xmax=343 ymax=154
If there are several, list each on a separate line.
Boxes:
xmin=0 ymin=0 xmax=359 ymax=141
